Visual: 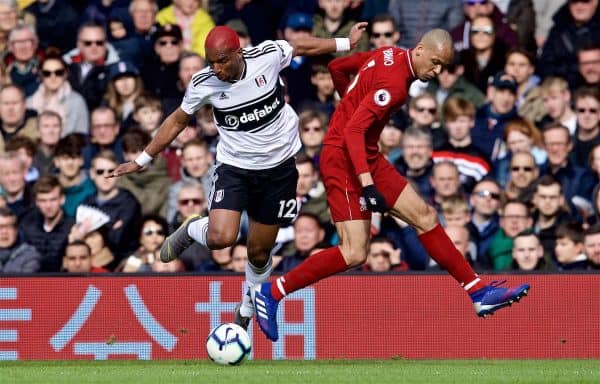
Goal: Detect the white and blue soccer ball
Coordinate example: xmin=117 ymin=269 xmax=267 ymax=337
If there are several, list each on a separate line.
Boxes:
xmin=206 ymin=323 xmax=252 ymax=365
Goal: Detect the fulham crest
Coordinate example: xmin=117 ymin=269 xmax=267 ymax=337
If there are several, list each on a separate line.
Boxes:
xmin=374 ymin=89 xmax=391 ymax=107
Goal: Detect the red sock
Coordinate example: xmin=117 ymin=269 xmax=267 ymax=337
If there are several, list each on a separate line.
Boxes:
xmin=271 ymin=246 xmax=348 ymax=300
xmin=418 ymin=224 xmax=485 ymax=293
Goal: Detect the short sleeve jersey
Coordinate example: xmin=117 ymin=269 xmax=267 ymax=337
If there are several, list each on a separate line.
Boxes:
xmin=181 ymin=40 xmax=302 ymax=170
xmin=324 ymin=47 xmax=416 ymax=160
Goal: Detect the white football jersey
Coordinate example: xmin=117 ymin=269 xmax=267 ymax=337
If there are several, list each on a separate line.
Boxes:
xmin=181 ymin=40 xmax=302 ymax=170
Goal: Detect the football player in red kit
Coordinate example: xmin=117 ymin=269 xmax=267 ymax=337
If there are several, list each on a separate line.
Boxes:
xmin=251 ymin=29 xmax=530 ymax=342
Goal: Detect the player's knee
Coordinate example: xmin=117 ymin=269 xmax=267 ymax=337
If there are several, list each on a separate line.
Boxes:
xmin=414 ymin=205 xmax=439 ymax=233
xmin=246 ymin=244 xmax=270 ymax=267
xmin=343 ymin=248 xmax=368 ymax=268
xmin=206 ymin=230 xmax=236 ymax=249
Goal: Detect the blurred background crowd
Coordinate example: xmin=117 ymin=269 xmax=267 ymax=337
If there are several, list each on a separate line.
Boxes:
xmin=0 ymin=0 xmax=598 ymax=275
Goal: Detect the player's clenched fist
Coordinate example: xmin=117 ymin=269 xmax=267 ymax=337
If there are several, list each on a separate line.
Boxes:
xmin=361 ymin=185 xmax=389 ymax=213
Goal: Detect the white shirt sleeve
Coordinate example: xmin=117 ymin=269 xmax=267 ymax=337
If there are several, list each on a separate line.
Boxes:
xmin=180 ymin=75 xmax=211 ymax=115
xmin=271 ymin=40 xmax=294 ymax=70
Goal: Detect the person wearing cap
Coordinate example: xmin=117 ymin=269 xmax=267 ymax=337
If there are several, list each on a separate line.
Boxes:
xmin=141 ymin=23 xmax=185 ymax=115
xmin=225 ymin=19 xmax=252 ymax=48
xmin=27 ymin=50 xmax=89 ymax=138
xmin=471 ymin=71 xmax=518 ymax=162
xmin=104 ymin=61 xmax=144 ymax=129
xmin=156 ymin=0 xmax=215 ymax=58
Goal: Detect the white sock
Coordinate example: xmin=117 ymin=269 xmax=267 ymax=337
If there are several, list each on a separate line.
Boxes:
xmin=186 ymin=216 xmax=209 ymax=246
xmin=240 ymin=257 xmax=272 ymax=318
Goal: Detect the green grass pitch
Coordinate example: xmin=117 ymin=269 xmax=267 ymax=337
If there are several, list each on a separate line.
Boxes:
xmin=1 ymin=359 xmax=599 ymax=384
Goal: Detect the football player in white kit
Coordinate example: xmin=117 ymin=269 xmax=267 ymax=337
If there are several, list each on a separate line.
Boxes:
xmin=110 ymin=23 xmax=367 ymax=328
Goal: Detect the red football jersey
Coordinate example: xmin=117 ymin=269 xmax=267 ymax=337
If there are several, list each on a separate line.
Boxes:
xmin=324 ymin=47 xmax=416 ymax=175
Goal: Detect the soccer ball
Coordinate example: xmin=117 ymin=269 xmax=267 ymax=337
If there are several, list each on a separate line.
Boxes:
xmin=206 ymin=323 xmax=252 ymax=365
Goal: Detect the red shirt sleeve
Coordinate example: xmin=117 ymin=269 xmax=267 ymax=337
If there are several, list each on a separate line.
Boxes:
xmin=343 ymin=79 xmax=406 ymax=175
xmin=328 ymin=51 xmax=375 ymax=96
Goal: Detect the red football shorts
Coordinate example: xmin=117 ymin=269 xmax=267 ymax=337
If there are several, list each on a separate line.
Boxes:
xmin=319 ymin=145 xmax=408 ymax=223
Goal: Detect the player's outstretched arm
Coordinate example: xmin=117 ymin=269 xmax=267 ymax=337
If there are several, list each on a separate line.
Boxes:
xmin=108 ymin=108 xmax=191 ymax=178
xmin=291 ymin=22 xmax=367 ymax=57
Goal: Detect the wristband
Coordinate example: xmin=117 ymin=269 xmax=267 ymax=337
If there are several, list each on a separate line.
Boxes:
xmin=335 ymin=38 xmax=350 ymax=52
xmin=134 ymin=150 xmax=153 ymax=167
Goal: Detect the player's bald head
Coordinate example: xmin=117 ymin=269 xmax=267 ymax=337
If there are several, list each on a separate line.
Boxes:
xmin=205 ymin=26 xmax=240 ymax=53
xmin=419 ymin=28 xmax=453 ymax=57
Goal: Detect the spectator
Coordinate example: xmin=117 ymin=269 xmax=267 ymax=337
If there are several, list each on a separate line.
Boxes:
xmin=4 ymin=23 xmax=43 ymax=97
xmin=441 ymin=225 xmax=477 ymax=269
xmin=33 ymin=111 xmax=62 ymax=176
xmin=295 ymin=153 xmax=329 ymax=226
xmin=537 ymin=76 xmax=577 ymax=135
xmin=571 ymin=86 xmax=600 ymax=168
xmin=141 ymin=23 xmax=184 ymax=115
xmin=175 ymin=51 xmax=206 ymax=103
xmin=584 ymin=223 xmax=600 ymax=269
xmin=450 ymin=0 xmax=519 ymax=52
xmin=20 ymin=175 xmax=75 ymax=272
xmin=196 ymin=246 xmax=233 ymax=272
xmin=441 ymin=195 xmax=471 ymax=227
xmin=230 ymin=241 xmax=248 ymax=273
xmin=276 ymin=212 xmax=326 ymax=272
xmin=151 ymin=257 xmax=185 ymax=272
xmin=459 ymin=15 xmax=510 ymax=93
xmin=166 ymin=139 xmax=211 ymax=223
xmin=504 ymin=48 xmax=542 ymax=121
xmin=64 ymin=22 xmax=120 ymax=110
xmin=116 ymin=214 xmax=167 ymax=272
xmin=156 ymin=0 xmax=215 ymax=58
xmin=298 ymin=109 xmax=327 ymax=164
xmin=116 ymin=129 xmax=171 ymax=216
xmin=555 ymin=222 xmax=589 ymax=270
xmin=53 ymin=134 xmax=96 ymax=218
xmin=500 ymin=0 xmax=537 ymax=53
xmin=388 ymin=0 xmax=463 ymax=48
xmin=532 ymin=0 xmax=565 ymax=49
xmin=132 ymin=92 xmax=163 ymax=137
xmin=468 ymin=178 xmax=501 ymax=268
xmin=170 ymin=181 xmax=210 ymax=270
xmin=313 ymin=0 xmax=369 ymax=57
xmin=471 ymin=71 xmax=518 ymax=162
xmin=80 ymin=0 xmax=130 ymax=26
xmin=0 ymin=84 xmax=38 ymax=153
xmin=0 ymin=206 xmax=40 ymax=273
xmin=367 ymin=13 xmax=401 ymax=50
xmin=540 ymin=0 xmax=600 ymax=88
xmin=512 ymin=229 xmax=548 ymax=271
xmin=363 ymin=236 xmax=408 ymax=272
xmin=503 ymin=152 xmax=539 ymax=202
xmin=378 ymin=118 xmax=403 ymax=165
xmin=425 ymin=53 xmax=486 ymax=108
xmin=407 ymin=93 xmax=445 ymax=150
xmin=433 ymin=97 xmax=490 ymax=193
xmin=531 ymin=175 xmax=574 ymax=259
xmin=489 ymin=199 xmax=533 ymax=270
xmin=280 ymin=12 xmax=317 ymax=110
xmin=299 ymin=64 xmax=336 ymax=116
xmin=62 ymin=240 xmax=109 ymax=273
xmin=25 ymin=0 xmax=79 ymax=52
xmin=493 ymin=117 xmax=546 ymax=187
xmin=82 ymin=106 xmax=125 ymax=169
xmin=394 ymin=127 xmax=434 ymax=199
xmin=27 ymin=50 xmax=90 ymax=138
xmin=540 ymin=122 xmax=596 ymax=210
xmin=577 ymin=42 xmax=600 ymax=88
xmin=225 ymin=19 xmax=252 ymax=49
xmin=106 ymin=9 xmax=144 ymax=68
xmin=5 ymin=136 xmax=39 ymax=183
xmin=0 ymin=152 xmax=33 ymax=218
xmin=82 ymin=228 xmax=115 ymax=271
xmin=129 ymin=0 xmax=159 ymax=63
xmin=104 ymin=61 xmax=144 ymax=128
xmin=83 ymin=150 xmax=141 ymax=260
xmin=0 ymin=0 xmax=34 ymax=54
xmin=429 ymin=161 xmax=462 ymax=214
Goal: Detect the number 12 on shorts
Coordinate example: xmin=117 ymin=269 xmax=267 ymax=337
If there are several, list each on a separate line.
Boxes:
xmin=278 ymin=199 xmax=297 ymax=219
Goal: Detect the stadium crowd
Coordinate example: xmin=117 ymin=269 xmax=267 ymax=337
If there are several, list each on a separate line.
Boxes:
xmin=0 ymin=0 xmax=598 ymax=274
